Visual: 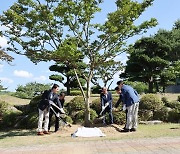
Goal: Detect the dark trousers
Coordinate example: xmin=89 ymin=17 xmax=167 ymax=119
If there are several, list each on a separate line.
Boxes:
xmin=102 ymin=108 xmax=113 ymax=124
xmin=124 ymin=109 xmax=128 ymax=128
xmin=48 ymin=110 xmax=59 ymax=132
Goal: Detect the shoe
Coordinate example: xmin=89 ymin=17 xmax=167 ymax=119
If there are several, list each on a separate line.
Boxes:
xmin=37 ymin=132 xmax=44 ymax=136
xmin=120 ymin=129 xmax=130 ymax=132
xmin=55 ymin=129 xmax=59 ymax=132
xmin=102 ymin=123 xmax=108 ymax=127
xmin=130 ymin=128 xmax=137 ymax=132
xmin=43 ymin=131 xmax=50 ymax=135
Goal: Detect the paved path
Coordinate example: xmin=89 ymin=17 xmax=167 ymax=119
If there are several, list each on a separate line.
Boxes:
xmin=0 ymin=137 xmax=180 ymax=154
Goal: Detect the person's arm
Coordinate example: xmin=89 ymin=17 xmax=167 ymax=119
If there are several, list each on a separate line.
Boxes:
xmin=115 ymin=94 xmax=122 ymax=108
xmin=55 ymin=95 xmax=62 ymax=108
xmin=109 ymin=92 xmax=113 ymax=108
xmin=60 ymin=99 xmax=65 ymax=108
xmin=100 ymin=93 xmax=105 ymax=108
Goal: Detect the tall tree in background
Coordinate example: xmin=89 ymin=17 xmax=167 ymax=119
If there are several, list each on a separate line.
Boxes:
xmin=14 ymin=82 xmax=51 ymax=99
xmin=121 ymin=20 xmax=180 ymax=93
xmin=121 ymin=36 xmax=170 ymax=93
xmin=0 ymin=0 xmax=157 ymax=126
xmin=0 ymin=45 xmax=13 ymax=92
xmin=92 ymin=61 xmax=123 ymax=89
xmin=49 ymin=63 xmax=86 ymax=95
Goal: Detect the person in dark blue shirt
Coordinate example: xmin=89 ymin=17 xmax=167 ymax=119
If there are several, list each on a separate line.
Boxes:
xmin=115 ymin=81 xmax=139 ymax=132
xmin=100 ymin=87 xmax=113 ymax=125
xmin=48 ymin=92 xmax=66 ymax=132
xmin=37 ymin=84 xmax=65 ymax=135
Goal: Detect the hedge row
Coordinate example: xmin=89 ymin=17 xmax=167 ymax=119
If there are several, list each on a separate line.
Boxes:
xmin=0 ymin=94 xmax=180 ymax=129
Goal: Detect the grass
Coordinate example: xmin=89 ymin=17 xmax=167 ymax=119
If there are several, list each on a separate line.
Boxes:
xmin=0 ymin=123 xmax=179 ymax=148
xmin=0 ymin=94 xmax=179 ymax=148
xmin=0 ymin=95 xmax=30 ymax=106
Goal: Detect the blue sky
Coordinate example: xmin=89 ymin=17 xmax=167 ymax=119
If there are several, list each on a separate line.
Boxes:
xmin=0 ymin=0 xmax=180 ymax=92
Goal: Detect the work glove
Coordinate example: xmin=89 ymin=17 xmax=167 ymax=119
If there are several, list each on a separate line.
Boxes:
xmin=56 ymin=112 xmax=60 ymax=117
xmin=102 ymin=106 xmax=105 ymax=111
xmin=60 ymin=108 xmax=65 ymax=114
xmin=123 ymin=104 xmax=126 ymax=111
xmin=112 ymin=107 xmax=118 ymax=112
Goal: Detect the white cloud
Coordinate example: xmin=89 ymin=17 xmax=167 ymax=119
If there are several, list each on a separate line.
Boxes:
xmin=0 ymin=64 xmax=4 ymax=72
xmin=114 ymin=53 xmax=128 ymax=65
xmin=13 ymin=70 xmax=33 ymax=78
xmin=33 ymin=75 xmax=47 ymax=82
xmin=83 ymin=56 xmax=90 ymax=64
xmin=0 ymin=25 xmax=9 ymax=31
xmin=0 ymin=77 xmax=14 ymax=84
xmin=0 ymin=36 xmax=8 ymax=48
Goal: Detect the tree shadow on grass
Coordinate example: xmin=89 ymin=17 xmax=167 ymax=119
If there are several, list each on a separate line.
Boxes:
xmin=170 ymin=127 xmax=180 ymax=130
xmin=110 ymin=124 xmax=123 ymax=132
xmin=0 ymin=129 xmax=36 ymax=139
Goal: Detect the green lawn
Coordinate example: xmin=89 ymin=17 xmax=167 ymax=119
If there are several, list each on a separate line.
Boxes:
xmin=0 ymin=95 xmax=30 ymax=106
xmin=0 ymin=123 xmax=179 ymax=148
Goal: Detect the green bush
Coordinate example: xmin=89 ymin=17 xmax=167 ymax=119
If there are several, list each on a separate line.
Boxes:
xmin=112 ymin=111 xmax=126 ymax=125
xmin=177 ymin=95 xmax=180 ymax=102
xmin=66 ymin=97 xmax=85 ymax=115
xmin=138 ymin=110 xmax=153 ymax=121
xmin=91 ymin=97 xmax=120 ymax=115
xmin=91 ymin=85 xmax=101 ymax=94
xmin=124 ymin=81 xmax=148 ymax=94
xmin=63 ymin=115 xmax=73 ymax=124
xmin=140 ymin=94 xmax=164 ymax=111
xmin=2 ymin=110 xmax=22 ymax=128
xmin=165 ymin=101 xmax=180 ymax=109
xmin=0 ymin=101 xmax=9 ymax=117
xmin=161 ymin=97 xmax=169 ymax=106
xmin=91 ymin=98 xmax=101 ymax=114
xmin=70 ymin=90 xmax=82 ymax=96
xmin=168 ymin=109 xmax=180 ymax=123
xmin=153 ymin=107 xmax=169 ymax=122
xmin=13 ymin=91 xmax=29 ymax=99
xmin=26 ymin=112 xmax=38 ymax=128
xmin=28 ymin=95 xmax=41 ymax=113
xmin=13 ymin=82 xmax=51 ymax=99
xmin=74 ymin=109 xmax=98 ymax=124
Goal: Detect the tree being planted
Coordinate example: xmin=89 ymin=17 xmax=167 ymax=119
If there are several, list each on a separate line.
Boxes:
xmin=0 ymin=0 xmax=157 ymax=126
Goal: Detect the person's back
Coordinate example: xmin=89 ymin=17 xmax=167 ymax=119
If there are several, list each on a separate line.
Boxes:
xmin=121 ymin=85 xmax=139 ymax=106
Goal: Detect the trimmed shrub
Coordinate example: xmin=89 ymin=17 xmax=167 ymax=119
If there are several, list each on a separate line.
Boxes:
xmin=91 ymin=97 xmax=120 ymax=115
xmin=66 ymin=97 xmax=85 ymax=115
xmin=153 ymin=107 xmax=169 ymax=122
xmin=70 ymin=90 xmax=82 ymax=96
xmin=138 ymin=110 xmax=153 ymax=121
xmin=161 ymin=97 xmax=169 ymax=106
xmin=177 ymin=95 xmax=180 ymax=102
xmin=91 ymin=98 xmax=101 ymax=114
xmin=63 ymin=115 xmax=73 ymax=124
xmin=165 ymin=101 xmax=180 ymax=109
xmin=74 ymin=109 xmax=98 ymax=124
xmin=140 ymin=94 xmax=164 ymax=111
xmin=112 ymin=111 xmax=126 ymax=125
xmin=2 ymin=110 xmax=22 ymax=127
xmin=0 ymin=101 xmax=8 ymax=118
xmin=91 ymin=85 xmax=101 ymax=94
xmin=168 ymin=109 xmax=180 ymax=123
xmin=124 ymin=81 xmax=148 ymax=94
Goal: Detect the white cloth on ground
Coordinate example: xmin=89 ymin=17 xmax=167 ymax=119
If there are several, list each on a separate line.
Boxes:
xmin=71 ymin=127 xmax=106 ymax=137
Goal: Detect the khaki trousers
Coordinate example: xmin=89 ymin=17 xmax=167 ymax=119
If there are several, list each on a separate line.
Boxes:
xmin=125 ymin=103 xmax=139 ymax=129
xmin=37 ymin=108 xmax=49 ymax=132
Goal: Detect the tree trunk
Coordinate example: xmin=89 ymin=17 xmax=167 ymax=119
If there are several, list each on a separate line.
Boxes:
xmin=148 ymin=77 xmax=154 ymax=93
xmin=66 ymin=75 xmax=70 ymax=95
xmin=155 ymin=82 xmax=159 ymax=92
xmin=84 ymin=72 xmax=93 ymax=127
xmin=84 ymin=81 xmax=91 ymax=127
xmin=74 ymin=69 xmax=85 ymax=100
